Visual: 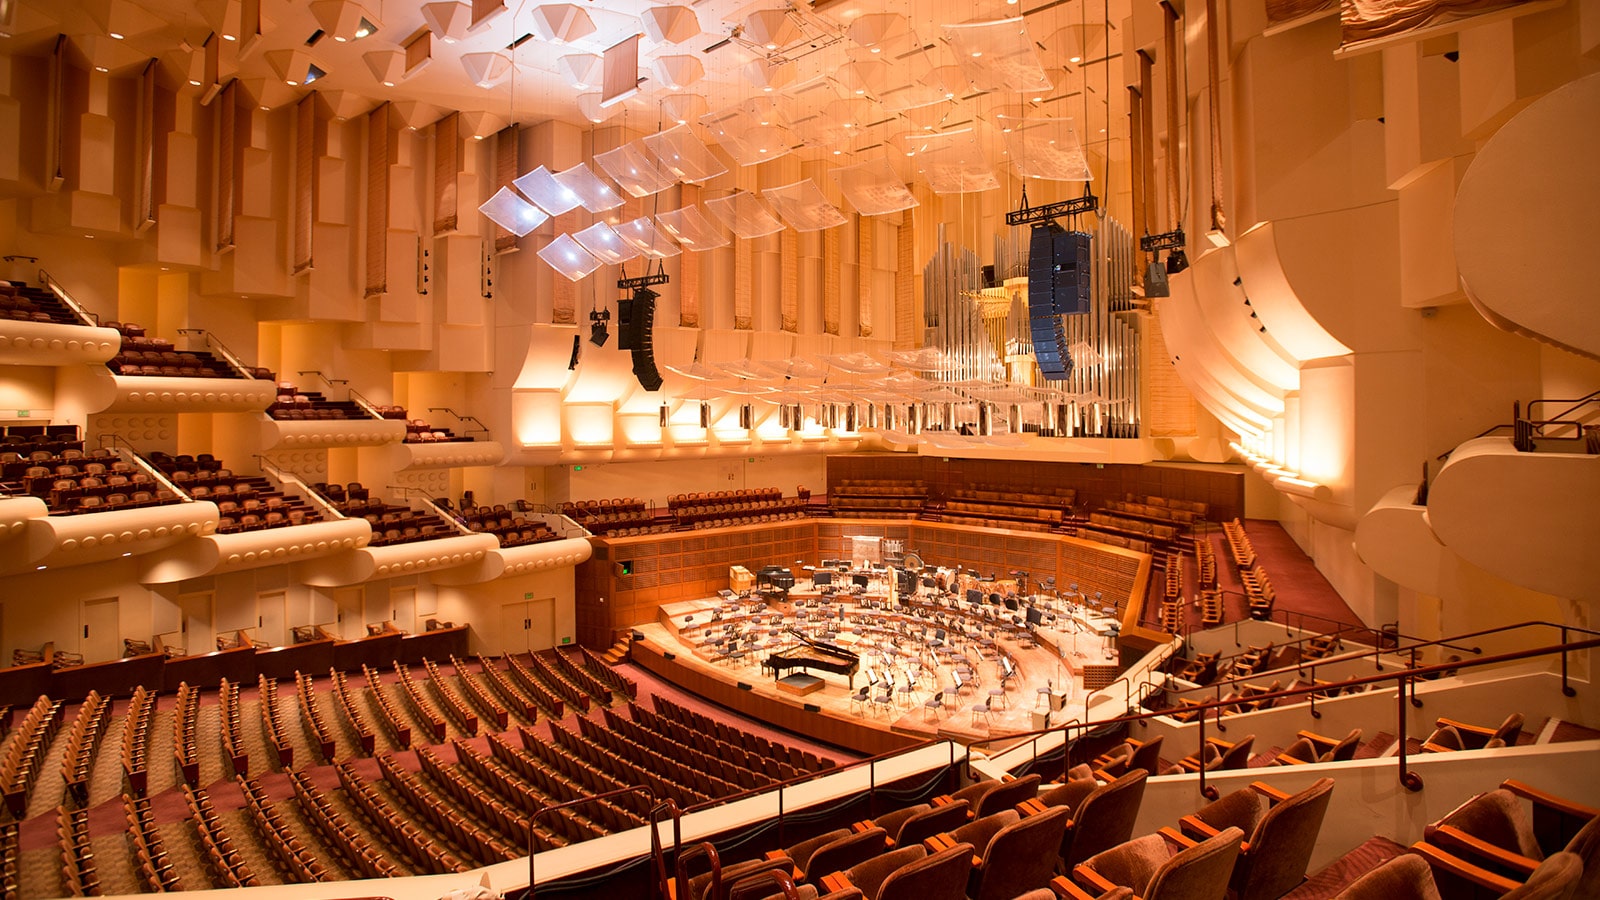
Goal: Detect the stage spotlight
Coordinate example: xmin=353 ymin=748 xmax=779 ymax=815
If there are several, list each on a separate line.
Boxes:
xmin=589 ymin=308 xmax=611 ymax=346
xmin=1165 ymin=247 xmax=1189 ymax=275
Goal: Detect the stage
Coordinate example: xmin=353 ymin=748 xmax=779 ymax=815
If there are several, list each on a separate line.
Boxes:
xmin=632 ymin=573 xmax=1124 ymax=756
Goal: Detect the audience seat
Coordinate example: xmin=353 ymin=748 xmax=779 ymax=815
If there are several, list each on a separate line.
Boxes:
xmin=1039 ymin=768 xmax=1150 ymax=871
xmin=952 ymin=806 xmax=1071 ymax=900
xmin=1064 ymin=826 xmax=1244 ymax=900
xmin=1356 ymin=849 xmax=1585 ymax=900
xmin=1273 ymin=729 xmax=1362 ymax=766
xmin=945 ymin=773 xmax=1042 ymax=819
xmin=1174 ymin=778 xmax=1335 ymax=900
xmin=833 ymin=842 xmax=973 ymax=900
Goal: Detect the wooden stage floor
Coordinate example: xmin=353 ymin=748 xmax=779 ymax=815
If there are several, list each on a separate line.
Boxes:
xmin=633 ymin=586 xmax=1122 ymax=755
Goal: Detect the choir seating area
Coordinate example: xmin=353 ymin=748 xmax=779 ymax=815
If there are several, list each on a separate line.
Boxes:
xmin=459 ymin=504 xmax=562 ymax=547
xmin=3 ymin=429 xmax=187 ymax=515
xmin=564 ymin=488 xmax=813 ymax=537
xmin=403 ymin=418 xmax=478 ymax=443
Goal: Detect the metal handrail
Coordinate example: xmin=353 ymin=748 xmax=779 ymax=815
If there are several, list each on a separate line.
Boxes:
xmin=426 ymin=406 xmax=492 ymax=437
xmin=254 ymin=456 xmax=342 ymax=519
xmin=527 ymin=786 xmax=658 ymax=898
xmin=344 ymin=388 xmax=386 ymax=420
xmin=1526 ymin=390 xmax=1600 ymax=428
xmin=38 ymin=269 xmax=100 ymax=326
xmin=174 ymin=328 xmax=258 ymax=379
xmin=960 ymin=630 xmax=1600 ymax=800
xmin=94 ymin=434 xmax=191 ymax=501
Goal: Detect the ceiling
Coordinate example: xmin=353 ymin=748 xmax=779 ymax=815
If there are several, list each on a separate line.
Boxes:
xmin=1 ymin=0 xmax=1132 ymax=189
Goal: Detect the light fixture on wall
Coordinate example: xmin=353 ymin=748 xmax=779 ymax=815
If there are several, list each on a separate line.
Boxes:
xmin=659 ymin=402 xmax=670 ymax=427
xmin=698 ymin=401 xmax=711 ymax=429
xmin=567 ymin=334 xmax=581 ymax=370
xmin=738 ymin=404 xmax=753 ymax=429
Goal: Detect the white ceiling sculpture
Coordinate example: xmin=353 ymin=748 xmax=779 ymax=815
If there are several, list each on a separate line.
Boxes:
xmin=641 ymin=5 xmax=700 ymax=45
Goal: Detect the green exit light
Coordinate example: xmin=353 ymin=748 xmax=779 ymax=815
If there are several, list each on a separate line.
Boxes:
xmin=15 ymin=410 xmax=29 ymax=418
xmin=524 ymin=591 xmax=534 ymax=600
xmin=561 ymin=636 xmax=571 ymax=644
xmin=572 ymin=465 xmax=584 ymax=471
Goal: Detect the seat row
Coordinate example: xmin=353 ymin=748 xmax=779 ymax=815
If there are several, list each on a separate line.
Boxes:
xmin=238 ymin=775 xmax=331 ymax=883
xmin=471 ymin=655 xmax=540 ymax=722
xmin=256 ymin=676 xmax=294 ymax=769
xmin=602 ymin=707 xmax=777 ymax=791
xmin=1222 ymin=518 xmax=1257 ymax=569
xmin=575 ymin=645 xmax=639 ymax=697
xmin=375 ymin=752 xmax=520 ymax=867
xmin=360 ymin=664 xmax=413 ymax=749
xmin=551 ymin=648 xmax=625 ymax=703
xmin=125 ymin=793 xmax=182 ymax=892
xmin=57 ymin=805 xmax=100 ymax=896
xmin=446 ymin=655 xmax=512 ymax=729
xmin=413 ymin=746 xmax=567 ymax=852
xmin=334 ymin=762 xmax=466 ymax=874
xmin=575 ymin=714 xmax=741 ymax=799
xmin=627 ymin=702 xmax=804 ymax=783
xmin=652 ymin=693 xmax=834 ymax=773
xmin=182 ymin=784 xmax=259 ymax=888
xmin=450 ymin=738 xmax=623 ymax=840
xmin=171 ymin=681 xmax=201 ymax=786
xmin=485 ymin=732 xmax=650 ymax=830
xmin=215 ymin=678 xmax=249 ymax=778
xmin=502 ymin=653 xmax=571 ymax=718
xmin=286 ymin=771 xmax=399 ymax=880
xmin=1240 ymin=565 xmax=1277 ymax=619
xmin=545 ymin=720 xmax=711 ymax=809
xmin=421 ymin=659 xmax=480 ymax=736
xmin=329 ymin=669 xmax=377 ymax=755
xmin=120 ymin=687 xmax=155 ymax=797
xmin=0 ymin=822 xmax=20 ymax=899
xmin=293 ymin=671 xmax=337 ymax=762
xmin=524 ymin=650 xmax=603 ymax=711
xmin=58 ymin=690 xmax=109 ymax=806
xmin=391 ymin=661 xmax=449 ymax=743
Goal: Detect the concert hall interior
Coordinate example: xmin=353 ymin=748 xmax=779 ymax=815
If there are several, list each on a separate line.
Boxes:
xmin=0 ymin=0 xmax=1597 ymax=898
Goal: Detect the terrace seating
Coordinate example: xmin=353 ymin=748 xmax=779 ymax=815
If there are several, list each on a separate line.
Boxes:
xmin=460 ymin=504 xmax=560 ymax=546
xmin=1092 ymin=736 xmax=1163 ymax=780
xmin=1061 ymin=826 xmax=1244 ymax=900
xmin=1176 ymin=735 xmax=1256 ymax=773
xmin=403 ymin=417 xmax=476 ymax=442
xmin=1037 ymin=768 xmax=1150 ymax=871
xmin=1173 ymin=778 xmax=1335 ymax=900
xmin=267 ymin=383 xmax=375 ymax=420
xmin=105 ymin=324 xmax=249 ymax=378
xmin=1423 ymin=712 xmax=1525 ymax=753
xmin=828 ymin=480 xmax=928 ymax=518
xmin=953 ymin=806 xmax=1072 ymax=900
xmin=0 ymin=281 xmax=90 ymax=325
xmin=1415 ymin=780 xmax=1599 ymax=895
xmin=148 ymin=451 xmax=322 ymax=530
xmin=1274 ymin=728 xmax=1363 ymax=765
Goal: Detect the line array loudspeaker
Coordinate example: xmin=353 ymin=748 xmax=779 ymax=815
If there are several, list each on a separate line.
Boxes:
xmin=618 ymin=287 xmax=663 ymax=391
xmin=1028 ymin=223 xmax=1091 ymax=381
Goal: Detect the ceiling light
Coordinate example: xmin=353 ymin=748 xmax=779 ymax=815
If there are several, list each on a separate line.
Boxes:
xmin=971 ymin=51 xmax=982 ymax=58
xmin=1069 ymin=55 xmax=1081 ymax=63
xmin=222 ymin=33 xmax=236 ymax=40
xmin=95 ymin=66 xmax=108 ymax=72
xmin=109 ymin=31 xmax=124 ymax=39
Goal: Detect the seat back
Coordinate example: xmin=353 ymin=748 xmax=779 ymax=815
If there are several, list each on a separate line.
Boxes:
xmin=896 ymin=800 xmax=970 ymax=848
xmin=1128 ymin=736 xmax=1163 ymax=773
xmin=805 ymin=828 xmax=889 ymax=884
xmin=1425 ymin=789 xmax=1543 ymax=860
xmin=1066 ymin=768 xmax=1150 ymax=869
xmin=1328 ymin=854 xmax=1441 ymax=900
xmin=1146 ymin=827 xmax=1244 ymax=900
xmin=974 ymin=806 xmax=1071 ymax=900
xmin=1212 ymin=736 xmax=1255 ymax=771
xmin=878 ymin=843 xmax=975 ymax=900
xmin=1234 ymin=778 xmax=1335 ymax=900
xmin=1503 ymin=852 xmax=1581 ymax=900
xmin=973 ymin=773 xmax=1042 ymax=818
xmin=1329 ymin=729 xmax=1363 ymax=762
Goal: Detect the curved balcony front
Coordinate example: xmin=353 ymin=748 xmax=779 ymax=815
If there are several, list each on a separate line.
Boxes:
xmin=6 ymin=501 xmax=217 ymax=576
xmin=138 ymin=517 xmax=373 ymax=583
xmin=292 ymin=532 xmax=500 ymax=587
xmin=259 ymin=413 xmax=407 ymax=450
xmin=0 ymin=319 xmax=121 ymax=366
xmin=429 ymin=535 xmax=595 ymax=585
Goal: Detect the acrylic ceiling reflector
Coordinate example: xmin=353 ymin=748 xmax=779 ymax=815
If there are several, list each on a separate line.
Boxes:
xmin=846 ymin=12 xmax=908 ymax=49
xmin=537 ymin=233 xmax=603 ymax=281
xmin=743 ymin=58 xmax=794 ymax=93
xmin=941 ymin=17 xmax=1051 ymax=94
xmin=572 ymin=222 xmax=639 ymax=264
xmin=655 ymin=204 xmax=730 ymax=250
xmin=641 ymin=5 xmax=700 ymax=45
xmin=552 ymin=163 xmax=623 ymax=213
xmin=575 ymin=93 xmax=617 ymax=124
xmin=902 ymin=128 xmax=997 ymax=194
xmin=705 ymin=191 xmax=786 ymax=238
xmin=594 ymin=142 xmax=677 ymax=197
xmin=700 ymin=98 xmax=794 ymax=166
xmin=743 ymin=8 xmax=798 ymax=50
xmin=642 ymin=124 xmax=727 ymax=184
xmin=529 ymin=3 xmax=595 ymax=44
xmin=652 ymin=54 xmax=705 ymax=91
xmin=513 ymin=165 xmax=581 ymax=216
xmin=558 ymin=53 xmax=602 ymax=90
xmin=875 ymin=45 xmax=956 ymax=112
xmin=659 ymin=92 xmax=708 ymax=125
xmin=994 ymin=114 xmax=1092 ymax=181
xmin=460 ymin=50 xmax=511 ymax=86
xmin=830 ymin=158 xmax=919 ymax=216
xmin=478 ymin=186 xmax=549 ymax=237
xmin=761 ymin=179 xmax=847 ymax=231
xmin=615 ymin=216 xmax=681 ymax=258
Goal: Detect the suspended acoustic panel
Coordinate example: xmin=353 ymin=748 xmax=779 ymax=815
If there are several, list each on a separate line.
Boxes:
xmin=642 ymin=123 xmax=727 ymax=184
xmin=705 ymin=191 xmax=786 ymax=238
xmin=941 ymin=17 xmax=1051 ymax=94
xmin=700 ymin=98 xmax=794 ymax=166
xmin=538 ymin=233 xmax=603 ymax=281
xmin=615 ymin=216 xmax=681 ymax=258
xmin=651 ymin=54 xmax=705 ymax=91
xmin=994 ymin=114 xmax=1092 ymax=181
xmin=831 ymin=158 xmax=918 ymax=216
xmin=574 ymin=93 xmax=617 ymax=124
xmin=762 ymin=179 xmax=847 ymax=231
xmin=743 ymin=8 xmax=798 ymax=50
xmin=901 ymin=127 xmax=997 ymax=194
xmin=558 ymin=53 xmax=602 ymax=90
xmin=553 ymin=163 xmax=623 ymax=212
xmin=595 ymin=142 xmax=677 ymax=197
xmin=656 ymin=204 xmax=730 ymax=250
xmin=641 ymin=5 xmax=699 ymax=44
xmin=572 ymin=222 xmax=639 ymax=264
xmin=513 ymin=165 xmax=581 ymax=215
xmin=529 ymin=3 xmax=595 ymax=44
xmin=460 ymin=50 xmax=511 ymax=87
xmin=742 ymin=58 xmax=794 ymax=93
xmin=659 ymin=92 xmax=708 ymax=125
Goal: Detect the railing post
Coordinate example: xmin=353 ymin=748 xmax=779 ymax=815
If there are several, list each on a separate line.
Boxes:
xmin=1397 ymin=673 xmax=1422 ymax=792
xmin=1561 ymin=626 xmax=1577 ymax=697
xmin=1197 ymin=704 xmax=1215 ymax=800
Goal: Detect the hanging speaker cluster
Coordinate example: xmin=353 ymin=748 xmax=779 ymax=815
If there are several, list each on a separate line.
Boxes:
xmin=617 ymin=286 xmax=662 ymax=391
xmin=1028 ymin=222 xmax=1092 ymax=381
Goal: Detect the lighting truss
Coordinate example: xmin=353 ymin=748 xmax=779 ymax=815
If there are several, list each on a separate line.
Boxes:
xmin=1006 ymin=186 xmax=1099 ymax=228
xmin=1140 ymin=228 xmax=1186 ymax=252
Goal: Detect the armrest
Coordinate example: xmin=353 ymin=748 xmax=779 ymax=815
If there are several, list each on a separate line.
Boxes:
xmin=1420 ymin=740 xmax=1456 ymax=754
xmin=1159 ymin=826 xmax=1199 ymax=849
xmin=1178 ymin=815 xmax=1220 ymax=841
xmin=1296 ymin=730 xmax=1339 ymax=751
xmin=1273 ymin=754 xmax=1311 ymax=765
xmin=1427 ymin=825 xmax=1540 ymax=877
xmin=1073 ymin=865 xmax=1122 ymax=896
xmin=1501 ymin=779 xmax=1600 ymax=821
xmin=821 ymin=872 xmax=855 ymax=895
xmin=1433 ymin=717 xmax=1496 ymax=740
xmin=1410 ymin=841 xmax=1521 ymax=892
xmin=1051 ymin=875 xmax=1106 ymax=900
xmin=1017 ymin=798 xmax=1050 ymax=817
xmin=1249 ymin=781 xmax=1291 ymax=803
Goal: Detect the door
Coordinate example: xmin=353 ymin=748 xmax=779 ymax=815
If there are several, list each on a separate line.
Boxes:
xmin=79 ymin=597 xmax=120 ymax=663
xmin=257 ymin=590 xmax=286 ymax=648
xmin=178 ymin=591 xmax=214 ymax=657
xmin=391 ymin=587 xmax=416 ymax=635
xmin=500 ymin=602 xmax=530 ymax=656
xmin=499 ymin=598 xmax=557 ymax=654
xmin=332 ymin=588 xmax=363 ymax=640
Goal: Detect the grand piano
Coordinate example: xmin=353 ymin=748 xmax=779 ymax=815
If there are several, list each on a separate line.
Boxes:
xmin=763 ymin=628 xmax=860 ymax=688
